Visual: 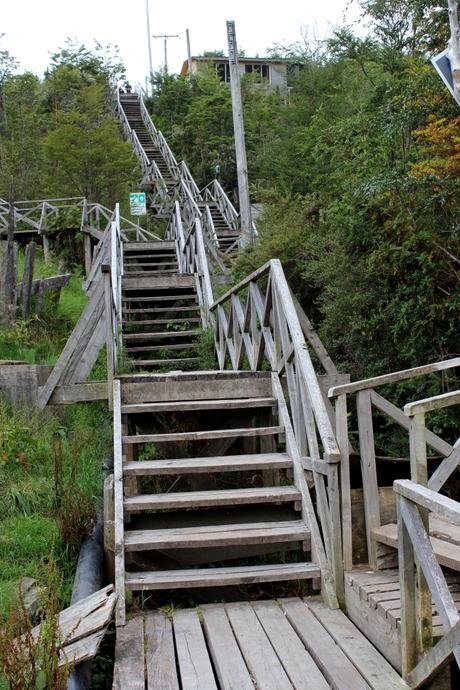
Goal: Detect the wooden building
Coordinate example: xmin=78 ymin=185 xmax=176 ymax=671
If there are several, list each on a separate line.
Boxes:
xmin=180 ymin=55 xmax=289 ymax=93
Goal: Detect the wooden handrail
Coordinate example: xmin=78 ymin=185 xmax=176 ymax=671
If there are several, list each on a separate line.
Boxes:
xmin=328 ymin=357 xmax=460 ymax=398
xmin=404 ymin=389 xmax=460 ymax=416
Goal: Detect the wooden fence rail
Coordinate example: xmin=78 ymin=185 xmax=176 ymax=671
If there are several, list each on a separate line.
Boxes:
xmin=209 ymin=258 xmax=343 ymax=607
xmin=328 ymin=358 xmax=460 ymax=570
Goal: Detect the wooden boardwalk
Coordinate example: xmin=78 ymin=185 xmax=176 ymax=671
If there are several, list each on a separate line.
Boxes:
xmin=112 ymin=597 xmax=408 ymax=690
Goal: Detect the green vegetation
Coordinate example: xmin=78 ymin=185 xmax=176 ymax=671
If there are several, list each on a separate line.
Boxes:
xmin=0 ymin=38 xmax=139 ymax=205
xmin=0 ymin=400 xmax=112 ymax=614
xmin=149 ymin=1 xmax=459 ymax=395
xmin=0 ymin=248 xmax=87 ymax=364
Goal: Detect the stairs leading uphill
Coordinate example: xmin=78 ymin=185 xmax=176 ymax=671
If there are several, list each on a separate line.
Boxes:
xmin=113 ymin=371 xmax=320 ymax=624
xmin=119 ymin=94 xmax=178 ymax=193
xmin=122 ymin=241 xmax=202 ymax=372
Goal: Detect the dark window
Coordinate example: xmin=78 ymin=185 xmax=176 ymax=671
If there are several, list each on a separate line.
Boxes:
xmin=216 ymin=63 xmax=230 ymax=82
xmin=244 ymin=63 xmax=270 ymax=83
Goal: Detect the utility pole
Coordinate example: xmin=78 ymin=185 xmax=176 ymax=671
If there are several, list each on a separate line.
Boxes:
xmin=226 ymin=20 xmax=254 ymax=246
xmin=145 ymin=0 xmax=154 ymax=92
xmin=186 ymin=29 xmax=193 ymax=78
xmin=152 ymin=34 xmax=179 ymax=74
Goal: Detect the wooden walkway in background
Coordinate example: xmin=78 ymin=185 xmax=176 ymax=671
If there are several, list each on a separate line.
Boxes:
xmin=112 ymin=597 xmax=409 ymax=690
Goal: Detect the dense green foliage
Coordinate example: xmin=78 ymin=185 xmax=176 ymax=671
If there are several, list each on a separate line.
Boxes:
xmin=149 ymin=1 xmax=460 ymax=387
xmin=0 ymin=38 xmax=139 ymax=205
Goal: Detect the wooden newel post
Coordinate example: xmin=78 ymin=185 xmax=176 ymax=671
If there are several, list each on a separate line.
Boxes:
xmin=408 ymin=411 xmax=432 ymax=658
xmin=226 ymin=20 xmax=254 ymax=247
xmin=102 ymin=264 xmax=114 ymax=411
xmin=22 ymin=241 xmax=36 ymax=319
xmin=0 ymin=202 xmax=18 ymax=327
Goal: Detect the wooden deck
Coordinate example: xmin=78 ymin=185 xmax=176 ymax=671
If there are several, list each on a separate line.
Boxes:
xmin=112 ymin=597 xmax=408 ymax=690
xmin=345 ymin=568 xmax=460 ymax=674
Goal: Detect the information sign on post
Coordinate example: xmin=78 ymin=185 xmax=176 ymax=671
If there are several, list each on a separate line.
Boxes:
xmin=129 ymin=193 xmax=147 ymax=216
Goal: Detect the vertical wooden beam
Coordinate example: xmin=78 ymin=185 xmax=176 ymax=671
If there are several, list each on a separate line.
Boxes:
xmin=102 ymin=266 xmax=114 ymax=411
xmin=22 ymin=241 xmax=36 ymax=319
xmin=408 ymin=411 xmax=432 ymax=658
xmin=336 ymin=393 xmax=352 ymax=571
xmin=357 ymin=389 xmax=381 ymax=569
xmin=113 ymin=379 xmax=126 ymax=626
xmin=0 ymin=203 xmax=18 ymax=326
xmin=84 ymin=234 xmax=92 ymax=277
xmin=397 ymin=494 xmax=417 ymax=677
xmin=226 ymin=20 xmax=254 ymax=246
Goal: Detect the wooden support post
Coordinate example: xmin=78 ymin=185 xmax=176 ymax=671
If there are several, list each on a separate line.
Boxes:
xmin=397 ymin=494 xmax=417 ymax=677
xmin=0 ymin=203 xmax=18 ymax=326
xmin=409 ymin=411 xmax=432 ymax=658
xmin=357 ymin=389 xmax=381 ymax=569
xmin=113 ymin=379 xmax=126 ymax=626
xmin=84 ymin=234 xmax=92 ymax=277
xmin=226 ymin=20 xmax=254 ymax=246
xmin=336 ymin=393 xmax=352 ymax=571
xmin=43 ymin=235 xmax=50 ymax=262
xmin=102 ymin=265 xmax=114 ymax=411
xmin=22 ymin=241 xmax=36 ymax=319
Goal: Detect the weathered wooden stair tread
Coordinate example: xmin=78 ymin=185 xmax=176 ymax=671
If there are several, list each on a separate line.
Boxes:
xmin=123 ymin=425 xmax=284 ymax=444
xmin=123 ymin=318 xmax=201 ymax=327
xmin=124 ymin=486 xmax=300 ymax=511
xmin=121 ymin=396 xmax=277 ymax=413
xmin=123 ymin=330 xmax=200 ymax=341
xmin=130 ymin=357 xmax=200 ymax=367
xmin=123 ymin=305 xmax=200 ymax=314
xmin=123 ymin=452 xmax=292 ymax=475
xmin=122 ymin=294 xmax=197 ymax=303
xmin=126 ymin=343 xmax=199 ymax=353
xmin=372 ymin=518 xmax=460 ymax=570
xmin=125 ymin=563 xmax=319 ymax=590
xmin=124 ymin=520 xmax=309 ymax=551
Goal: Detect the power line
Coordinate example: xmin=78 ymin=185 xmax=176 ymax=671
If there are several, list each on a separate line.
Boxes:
xmin=152 ymin=34 xmax=180 ymax=73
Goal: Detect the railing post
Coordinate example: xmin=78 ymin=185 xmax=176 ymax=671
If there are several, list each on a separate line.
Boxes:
xmin=397 ymin=493 xmax=418 ymax=676
xmin=407 ymin=410 xmax=432 ymax=658
xmin=102 ymin=265 xmax=114 ymax=411
xmin=357 ymin=389 xmax=381 ymax=569
xmin=336 ymin=393 xmax=352 ymax=571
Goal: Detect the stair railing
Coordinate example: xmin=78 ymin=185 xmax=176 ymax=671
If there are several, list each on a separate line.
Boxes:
xmin=328 ymin=358 xmax=460 ymax=572
xmin=202 ymin=178 xmax=239 ymax=232
xmin=395 ymin=389 xmax=460 ymax=685
xmin=209 ymin=258 xmax=343 ymax=607
xmin=166 ymin=200 xmax=214 ymax=326
xmin=138 ymin=91 xmax=180 ymax=180
xmin=179 ymin=161 xmax=202 ymax=201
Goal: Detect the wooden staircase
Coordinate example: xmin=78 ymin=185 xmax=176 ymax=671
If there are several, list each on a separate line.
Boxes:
xmin=118 ymin=94 xmax=177 ymax=193
xmin=199 ymin=200 xmax=240 ymax=253
xmin=113 ymin=371 xmax=322 ymax=625
xmin=121 ymin=241 xmax=203 ymax=371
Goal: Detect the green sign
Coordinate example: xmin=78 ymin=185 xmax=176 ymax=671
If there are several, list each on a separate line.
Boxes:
xmin=129 ymin=192 xmax=147 ymax=216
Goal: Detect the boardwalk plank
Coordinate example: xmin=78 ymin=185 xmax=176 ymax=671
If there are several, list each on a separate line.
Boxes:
xmin=173 ymin=609 xmax=217 ymax=690
xmin=112 ymin=617 xmax=145 ymax=690
xmin=201 ymin=605 xmax=254 ymax=690
xmin=226 ymin=602 xmax=293 ymax=690
xmin=307 ymin=601 xmax=409 ymax=690
xmin=252 ymin=600 xmax=330 ymax=690
xmin=146 ymin=612 xmax=179 ymax=690
xmin=282 ymin=599 xmax=370 ymax=690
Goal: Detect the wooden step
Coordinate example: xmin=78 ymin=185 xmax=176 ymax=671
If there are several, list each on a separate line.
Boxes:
xmin=123 ymin=452 xmax=292 ymax=476
xmin=124 ymin=520 xmax=309 ymax=551
xmin=124 ymin=242 xmax=175 ymax=252
xmin=123 ymin=276 xmax=195 ymax=290
xmin=122 ymin=294 xmax=197 ymax=303
xmin=123 ymin=318 xmax=201 ymax=328
xmin=124 ymin=486 xmax=300 ymax=511
xmin=123 ymin=306 xmax=200 ymax=314
xmin=123 ymin=330 xmax=199 ymax=341
xmin=373 ymin=521 xmax=460 ymax=572
xmin=125 ymin=562 xmax=319 ymax=590
xmin=123 ymin=425 xmax=284 ymax=445
xmin=121 ymin=396 xmax=277 ymax=414
xmin=130 ymin=357 xmax=200 ymax=368
xmin=126 ymin=343 xmax=198 ymax=353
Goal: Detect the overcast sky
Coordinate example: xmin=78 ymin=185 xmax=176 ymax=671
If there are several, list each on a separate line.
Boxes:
xmin=2 ymin=0 xmax=362 ymax=82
